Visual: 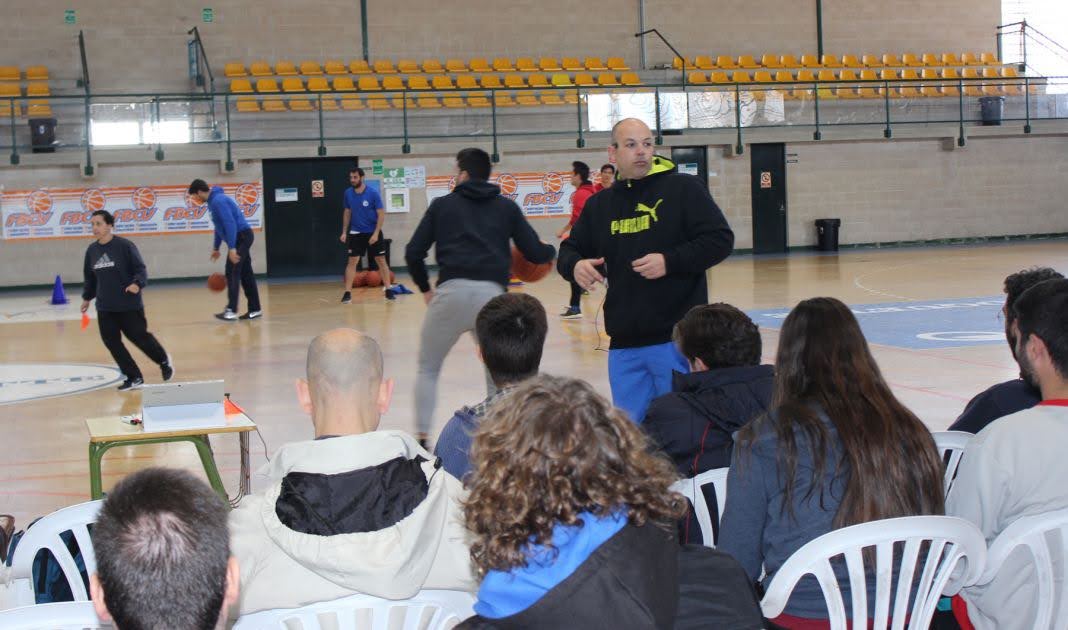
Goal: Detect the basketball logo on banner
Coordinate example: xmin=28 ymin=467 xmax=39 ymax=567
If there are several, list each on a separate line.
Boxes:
xmin=235 ymin=184 xmax=261 ymax=218
xmin=80 ymin=189 xmax=107 ymax=212
xmin=541 ymin=172 xmax=563 ymax=194
xmin=496 ymin=174 xmax=518 ymax=200
xmin=132 ymin=187 xmax=157 ymax=210
xmin=26 ymin=190 xmax=53 ymax=214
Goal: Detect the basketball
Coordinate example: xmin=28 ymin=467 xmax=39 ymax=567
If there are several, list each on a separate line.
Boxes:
xmin=365 ymin=270 xmax=382 ymax=287
xmin=207 ymin=272 xmax=226 ymax=292
xmin=353 ymin=271 xmax=368 ymax=287
xmin=511 ymin=246 xmax=553 ymax=283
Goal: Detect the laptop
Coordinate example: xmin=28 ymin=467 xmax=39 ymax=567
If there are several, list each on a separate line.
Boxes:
xmin=140 ymin=380 xmax=227 ymax=433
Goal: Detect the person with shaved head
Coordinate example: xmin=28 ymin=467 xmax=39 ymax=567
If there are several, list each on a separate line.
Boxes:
xmin=228 ymin=328 xmax=475 ymax=615
xmin=558 ymin=118 xmax=735 ymax=423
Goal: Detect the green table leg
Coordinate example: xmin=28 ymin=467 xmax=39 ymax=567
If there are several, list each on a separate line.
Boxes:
xmin=89 ymin=442 xmax=105 ymax=499
xmin=88 ymin=434 xmax=229 ymax=503
xmin=189 ymin=434 xmax=228 ymax=500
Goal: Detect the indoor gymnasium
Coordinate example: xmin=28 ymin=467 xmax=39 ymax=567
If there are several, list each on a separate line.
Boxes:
xmin=1 ymin=0 xmax=1067 ymax=628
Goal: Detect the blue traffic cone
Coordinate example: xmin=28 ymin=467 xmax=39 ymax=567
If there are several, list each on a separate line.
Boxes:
xmin=51 ymin=275 xmax=69 ymax=305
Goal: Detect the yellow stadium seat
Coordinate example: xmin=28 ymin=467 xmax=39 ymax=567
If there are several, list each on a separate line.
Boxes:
xmin=422 ymin=59 xmax=444 ymax=73
xmin=753 ymin=70 xmax=773 ymax=82
xmin=561 ymin=57 xmax=583 ymax=71
xmin=0 ymin=66 xmax=20 ymax=81
xmin=857 ymin=69 xmax=880 ymax=98
xmin=688 ymin=71 xmax=708 ymax=84
xmin=504 ymin=75 xmax=527 ymax=88
xmin=693 ymin=55 xmax=715 ymax=70
xmin=516 ymin=91 xmax=540 ymax=106
xmin=980 ymin=52 xmax=999 ymax=65
xmin=480 ymin=74 xmax=503 ymax=89
xmin=551 ymin=73 xmax=573 ymax=87
xmin=921 ymin=53 xmax=939 ymax=67
xmin=820 ymin=55 xmax=842 ymax=68
xmin=901 ymin=53 xmax=922 ymax=67
xmin=882 ymin=54 xmax=903 ymax=67
xmin=815 ymin=69 xmax=837 ymax=98
xmin=841 ymin=55 xmax=862 ymax=68
xmin=596 ymin=72 xmax=619 ymax=86
xmin=470 ymin=58 xmax=492 ymax=73
xmin=373 ymin=60 xmax=397 ymax=73
xmin=1000 ymin=66 xmax=1024 ymax=96
xmin=350 ymin=60 xmax=372 ymax=74
xmin=318 ymin=97 xmax=338 ymax=111
xmin=443 ymin=95 xmax=466 ymax=108
xmin=262 ymin=97 xmax=286 ymax=112
xmin=397 ymin=60 xmax=420 ymax=74
xmin=288 ymin=96 xmax=314 ymax=111
xmin=494 ymin=92 xmax=517 ymax=107
xmin=898 ymin=69 xmax=921 ymax=97
xmin=26 ymin=100 xmax=51 ymax=116
xmin=229 ymin=78 xmax=254 ymax=93
xmin=25 ymin=83 xmax=49 ymax=98
xmin=773 ymin=70 xmax=795 ymax=98
xmin=417 ymin=96 xmax=442 ymax=108
xmin=836 ymin=69 xmax=860 ymax=98
xmin=382 ymin=76 xmax=405 ymax=91
xmin=732 ymin=71 xmax=752 ymax=84
xmin=539 ymin=57 xmax=562 ymax=71
xmin=941 ymin=53 xmax=962 ymax=66
xmin=793 ymin=70 xmax=817 ymax=99
xmin=862 ymin=55 xmax=883 ymax=67
xmin=325 ymin=60 xmax=347 ymax=75
xmin=541 ymin=92 xmax=566 ymax=106
xmin=391 ymin=96 xmax=416 ymax=109
xmin=468 ymin=93 xmax=492 ymax=107
xmin=250 ymin=61 xmax=272 ymax=76
xmin=408 ymin=76 xmax=432 ymax=90
xmin=275 ymin=61 xmax=298 ymax=75
xmin=574 ymin=72 xmax=596 ymax=87
xmin=307 ymin=77 xmax=330 ymax=92
xmin=333 ymin=77 xmax=356 ymax=91
xmin=961 ymin=52 xmax=980 ymax=66
xmin=256 ymin=78 xmax=280 ymax=93
xmin=738 ymin=55 xmax=759 ymax=69
xmin=671 ymin=56 xmax=692 ymax=70
xmin=492 ymin=58 xmax=515 ymax=72
xmin=981 ymin=67 xmax=1001 ymax=95
xmin=528 ymin=73 xmax=550 ymax=88
xmin=281 ymin=78 xmax=305 ymax=92
xmin=940 ymin=68 xmax=961 ymax=96
xmin=620 ymin=72 xmax=642 ymax=86
xmin=761 ymin=54 xmax=783 ymax=68
xmin=515 ymin=57 xmax=537 ymax=72
xmin=920 ymin=69 xmax=941 ymax=97
xmin=716 ymin=55 xmax=738 ymax=69
xmin=780 ymin=54 xmax=800 ymax=68
xmin=585 ymin=57 xmax=607 ymax=71
xmin=26 ymin=66 xmax=48 ymax=81
xmin=235 ymin=96 xmax=258 ymax=113
xmin=340 ymin=94 xmax=364 ymax=110
xmin=432 ymin=75 xmax=456 ymax=90
xmin=358 ymin=76 xmax=382 ymax=91
xmin=366 ymin=96 xmax=391 ymax=109
xmin=300 ymin=61 xmax=323 ymax=75
xmin=445 ymin=59 xmax=468 ymax=73
xmin=879 ymin=68 xmax=898 ymax=95
xmin=709 ymin=71 xmax=729 ymax=84
xmin=0 ymin=84 xmax=21 ymax=97
xmin=224 ymin=63 xmax=247 ymax=77
xmin=456 ymin=75 xmax=479 ymax=90
xmin=607 ymin=57 xmax=629 ymax=71
xmin=800 ymin=54 xmax=821 ymax=68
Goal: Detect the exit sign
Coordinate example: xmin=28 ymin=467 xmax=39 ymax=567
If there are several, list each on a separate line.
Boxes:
xmin=202 ymin=8 xmax=214 ymax=22
xmin=64 ymin=9 xmax=76 ymax=24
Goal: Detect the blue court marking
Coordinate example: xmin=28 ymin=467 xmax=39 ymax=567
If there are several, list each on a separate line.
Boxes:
xmin=0 ymin=363 xmax=125 ymax=405
xmin=748 ymin=296 xmax=1006 ymax=349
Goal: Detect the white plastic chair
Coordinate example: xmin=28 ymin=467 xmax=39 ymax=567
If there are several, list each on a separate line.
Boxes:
xmin=232 ymin=589 xmax=477 ymax=630
xmin=761 ymin=516 xmax=986 ymax=629
xmin=7 ymin=500 xmax=103 ymax=607
xmin=670 ymin=467 xmax=728 ymax=547
xmin=973 ymin=507 xmax=1068 ymax=629
xmin=932 ymin=431 xmax=971 ymax=496
xmin=0 ymin=601 xmax=108 ymax=629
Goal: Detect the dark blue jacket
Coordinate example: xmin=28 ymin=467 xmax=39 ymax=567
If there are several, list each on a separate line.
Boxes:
xmin=948 ymin=378 xmax=1041 ymax=434
xmin=435 ymin=407 xmax=480 ymax=481
xmin=207 ymin=186 xmax=251 ymax=250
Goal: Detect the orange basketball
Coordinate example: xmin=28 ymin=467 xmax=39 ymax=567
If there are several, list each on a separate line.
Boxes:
xmin=353 ymin=271 xmax=368 ymax=288
xmin=207 ymin=272 xmax=227 ymax=292
xmin=510 ymin=247 xmax=553 ymax=282
xmin=365 ymin=270 xmax=382 ymax=287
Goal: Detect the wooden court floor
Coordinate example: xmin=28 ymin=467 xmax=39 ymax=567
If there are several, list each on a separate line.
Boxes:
xmin=2 ymin=240 xmax=1066 ymax=525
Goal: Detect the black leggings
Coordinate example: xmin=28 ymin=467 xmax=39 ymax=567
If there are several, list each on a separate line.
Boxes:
xmin=98 ymin=309 xmax=168 ymax=381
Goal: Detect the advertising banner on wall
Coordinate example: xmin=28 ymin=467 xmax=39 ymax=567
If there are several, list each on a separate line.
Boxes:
xmin=1 ymin=182 xmax=263 ymax=240
xmin=426 ymin=172 xmax=575 ymax=218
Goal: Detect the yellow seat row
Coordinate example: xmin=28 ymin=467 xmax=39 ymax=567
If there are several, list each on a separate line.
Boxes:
xmin=0 ymin=65 xmax=50 ymax=81
xmin=224 ymin=56 xmax=631 ymax=78
xmin=674 ymin=52 xmax=1001 ymax=71
xmin=0 ymin=81 xmax=53 ymax=117
xmin=233 ymin=90 xmax=585 ymax=113
xmin=0 ymin=83 xmax=51 ymax=98
xmin=230 ymin=72 xmax=640 ymax=94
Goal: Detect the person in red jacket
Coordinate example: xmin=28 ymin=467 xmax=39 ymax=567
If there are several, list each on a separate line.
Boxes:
xmin=593 ymin=163 xmax=615 ymax=193
xmin=556 ymin=161 xmax=597 ymax=319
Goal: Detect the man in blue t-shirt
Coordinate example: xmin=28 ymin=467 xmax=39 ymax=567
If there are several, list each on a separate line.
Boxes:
xmin=340 ymin=167 xmax=396 ymax=303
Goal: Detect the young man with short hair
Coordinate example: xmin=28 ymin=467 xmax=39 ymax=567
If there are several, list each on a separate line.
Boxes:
xmin=340 ymin=166 xmax=397 ymax=303
xmin=188 ymin=179 xmax=262 ymax=321
xmin=593 ymin=163 xmax=615 ymax=192
xmin=434 ymin=293 xmax=548 ymax=479
xmin=556 ymin=161 xmax=597 ymax=319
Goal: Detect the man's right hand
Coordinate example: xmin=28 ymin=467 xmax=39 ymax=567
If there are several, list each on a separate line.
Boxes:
xmin=80 ymin=300 xmax=90 ymax=313
xmin=210 ymin=250 xmax=220 ymax=262
xmin=574 ymin=258 xmax=606 ymax=290
xmin=339 ymin=233 xmax=347 ymax=244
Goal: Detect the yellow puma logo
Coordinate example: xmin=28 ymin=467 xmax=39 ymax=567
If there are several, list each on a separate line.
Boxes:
xmin=635 ymin=199 xmax=662 ymax=222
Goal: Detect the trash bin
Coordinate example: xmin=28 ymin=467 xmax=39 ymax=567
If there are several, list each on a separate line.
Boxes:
xmin=979 ymin=96 xmax=1004 ymax=126
xmin=815 ymin=218 xmax=841 ymax=252
xmin=28 ymin=118 xmax=57 ymax=153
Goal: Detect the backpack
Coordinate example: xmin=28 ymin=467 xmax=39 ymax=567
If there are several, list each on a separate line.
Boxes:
xmin=5 ymin=523 xmax=90 ymax=604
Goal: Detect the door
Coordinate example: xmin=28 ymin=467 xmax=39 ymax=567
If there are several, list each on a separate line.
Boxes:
xmin=750 ymin=143 xmax=787 ymax=254
xmin=263 ymin=157 xmax=357 ymax=277
xmin=670 ymin=146 xmax=708 ymax=186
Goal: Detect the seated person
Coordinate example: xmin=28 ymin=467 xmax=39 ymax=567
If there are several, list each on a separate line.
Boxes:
xmin=435 ymin=293 xmax=547 ymax=480
xmin=718 ymin=297 xmax=945 ymax=627
xmin=229 ymin=328 xmax=474 ymax=615
xmin=91 ymin=467 xmax=239 ymax=630
xmin=457 ymin=375 xmax=763 ymax=629
xmin=949 ymin=266 xmax=1064 ymax=434
xmin=948 ymin=278 xmax=1068 ymax=630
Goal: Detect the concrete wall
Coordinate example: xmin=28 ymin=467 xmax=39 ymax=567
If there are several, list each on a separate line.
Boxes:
xmin=3 ymin=0 xmax=999 ymax=92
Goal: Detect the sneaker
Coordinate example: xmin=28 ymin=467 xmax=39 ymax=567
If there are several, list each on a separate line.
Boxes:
xmin=117 ymin=377 xmax=144 ymax=392
xmin=215 ymin=310 xmax=238 ymax=321
xmin=240 ymin=310 xmax=262 ymax=320
xmin=385 ymin=288 xmax=396 ymax=301
xmin=341 ymin=291 xmax=352 ymax=304
xmin=560 ymin=306 xmax=582 ymax=319
xmin=394 ymin=283 xmax=414 ymax=295
xmin=161 ymin=355 xmax=175 ymax=381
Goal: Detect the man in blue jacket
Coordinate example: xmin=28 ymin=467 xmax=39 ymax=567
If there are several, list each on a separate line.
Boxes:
xmin=188 ymin=179 xmax=262 ymax=321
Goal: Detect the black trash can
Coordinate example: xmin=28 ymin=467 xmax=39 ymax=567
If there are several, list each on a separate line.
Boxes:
xmin=815 ymin=218 xmax=841 ymax=252
xmin=979 ymin=96 xmax=1004 ymax=126
xmin=28 ymin=118 xmax=57 ymax=153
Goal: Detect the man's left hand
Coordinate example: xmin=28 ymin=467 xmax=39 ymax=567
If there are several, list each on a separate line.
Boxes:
xmin=632 ymin=253 xmax=667 ymax=279
xmin=369 ymin=232 xmax=380 ymax=245
xmin=124 ymin=283 xmax=140 ymax=294
xmin=228 ymin=249 xmax=241 ymax=264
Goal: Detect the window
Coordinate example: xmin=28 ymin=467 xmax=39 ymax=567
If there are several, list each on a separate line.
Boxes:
xmin=89 ymin=121 xmax=140 ymax=146
xmin=1002 ymin=0 xmax=1068 ymax=92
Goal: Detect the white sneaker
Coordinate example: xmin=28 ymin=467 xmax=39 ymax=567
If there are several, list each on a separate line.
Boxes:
xmin=215 ymin=310 xmax=238 ymax=321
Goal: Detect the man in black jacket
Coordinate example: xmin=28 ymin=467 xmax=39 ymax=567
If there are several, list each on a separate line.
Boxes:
xmin=405 ymin=148 xmax=555 ymax=446
xmin=558 ymin=118 xmax=734 ymax=422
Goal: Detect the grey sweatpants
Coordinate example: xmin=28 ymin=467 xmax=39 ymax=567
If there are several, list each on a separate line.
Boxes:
xmin=415 ymin=279 xmax=503 ymax=436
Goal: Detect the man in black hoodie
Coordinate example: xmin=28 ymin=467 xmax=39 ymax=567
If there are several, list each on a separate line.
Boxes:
xmin=558 ymin=118 xmax=734 ymax=422
xmin=405 ymin=148 xmax=556 ymax=446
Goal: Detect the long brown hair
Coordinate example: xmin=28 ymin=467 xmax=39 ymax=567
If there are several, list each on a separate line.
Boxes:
xmin=738 ymin=297 xmax=944 ymax=528
xmin=464 ymin=375 xmax=685 ymax=575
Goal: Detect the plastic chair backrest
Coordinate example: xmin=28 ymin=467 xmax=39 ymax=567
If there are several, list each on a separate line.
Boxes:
xmin=10 ymin=501 xmax=103 ymax=602
xmin=233 ymin=590 xmax=476 ymax=630
xmin=669 ymin=468 xmax=728 ymax=547
xmin=0 ymin=601 xmax=107 ymax=629
xmin=932 ymin=431 xmax=970 ymax=496
xmin=761 ymin=516 xmax=986 ymax=629
xmin=977 ymin=507 xmax=1068 ymax=629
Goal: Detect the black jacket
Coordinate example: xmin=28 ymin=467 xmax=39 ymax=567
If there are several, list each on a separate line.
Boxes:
xmin=458 ymin=523 xmax=764 ymax=629
xmin=82 ymin=236 xmax=148 ymax=312
xmin=405 ymin=180 xmax=556 ymax=293
xmin=643 ymin=365 xmax=775 ymax=477
xmin=557 ymin=156 xmax=734 ymax=348
xmin=948 ymin=378 xmax=1041 ymax=434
